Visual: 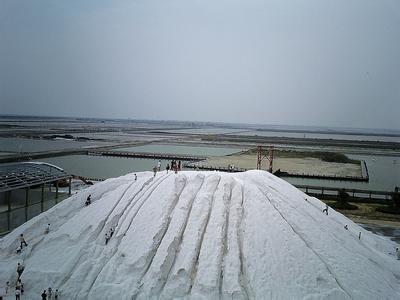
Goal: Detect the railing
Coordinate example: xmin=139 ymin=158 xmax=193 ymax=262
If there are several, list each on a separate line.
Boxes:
xmin=72 ymin=175 xmax=106 ymax=183
xmin=0 ymin=190 xmax=69 ymax=236
xmin=183 ymin=163 xmax=247 ymax=173
xmin=295 ymin=184 xmax=393 ymax=201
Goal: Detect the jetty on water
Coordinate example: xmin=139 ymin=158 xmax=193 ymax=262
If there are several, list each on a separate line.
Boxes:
xmin=88 ymin=150 xmax=206 ymax=161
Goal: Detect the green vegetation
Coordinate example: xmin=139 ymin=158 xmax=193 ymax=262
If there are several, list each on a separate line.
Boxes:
xmin=321 ymin=199 xmax=400 ymax=221
xmin=329 ymin=189 xmax=358 ymax=210
xmin=329 ymin=201 xmax=358 ymax=210
xmin=244 ymin=148 xmax=360 ymax=165
xmin=376 ymin=189 xmax=400 ymax=215
xmin=376 ymin=206 xmax=400 ymax=215
xmin=313 ymin=152 xmax=359 ymax=164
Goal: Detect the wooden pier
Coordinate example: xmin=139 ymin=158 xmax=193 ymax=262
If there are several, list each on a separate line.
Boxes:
xmin=88 ymin=150 xmax=206 ymax=162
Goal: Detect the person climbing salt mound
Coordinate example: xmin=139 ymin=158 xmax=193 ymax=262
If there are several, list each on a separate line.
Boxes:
xmin=0 ymin=170 xmax=399 ymax=299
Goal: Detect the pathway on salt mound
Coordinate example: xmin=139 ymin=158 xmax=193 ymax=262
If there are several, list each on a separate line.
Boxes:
xmin=0 ymin=170 xmax=399 ymax=299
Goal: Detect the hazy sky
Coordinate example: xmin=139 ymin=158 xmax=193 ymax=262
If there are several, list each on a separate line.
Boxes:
xmin=1 ymin=0 xmax=399 ymax=129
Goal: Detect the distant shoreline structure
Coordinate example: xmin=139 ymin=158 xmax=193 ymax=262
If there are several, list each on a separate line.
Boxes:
xmin=1 ymin=114 xmax=399 ymax=138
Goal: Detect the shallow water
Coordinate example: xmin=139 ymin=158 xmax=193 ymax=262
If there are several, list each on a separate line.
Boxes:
xmin=359 ymin=223 xmax=400 ymax=243
xmin=28 ymin=149 xmax=400 ymax=191
xmin=0 ymin=137 xmax=109 ymax=153
xmin=32 ymin=155 xmax=172 ymax=178
xmin=229 ymin=130 xmax=400 ymax=143
xmin=116 ymin=144 xmax=244 ymax=156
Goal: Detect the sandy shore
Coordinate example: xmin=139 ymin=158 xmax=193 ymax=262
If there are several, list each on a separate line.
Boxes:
xmin=204 ymin=154 xmax=361 ymax=177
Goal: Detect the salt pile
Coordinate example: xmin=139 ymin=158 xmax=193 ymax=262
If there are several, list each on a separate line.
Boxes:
xmin=0 ymin=170 xmax=399 ymax=299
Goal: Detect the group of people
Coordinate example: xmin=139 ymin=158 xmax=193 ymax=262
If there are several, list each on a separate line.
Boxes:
xmin=321 ymin=202 xmax=400 ymax=248
xmin=3 ymin=279 xmax=23 ymax=300
xmin=166 ymin=160 xmax=181 ymax=174
xmin=41 ymin=287 xmax=59 ymax=299
xmin=2 ymin=285 xmax=59 ymax=300
xmin=12 ymin=236 xmax=27 ymax=299
xmin=7 ymin=229 xmax=61 ymax=299
xmin=13 ymin=257 xmax=26 ymax=299
xmin=321 ymin=204 xmax=363 ymax=239
xmin=151 ymin=159 xmax=185 ymax=177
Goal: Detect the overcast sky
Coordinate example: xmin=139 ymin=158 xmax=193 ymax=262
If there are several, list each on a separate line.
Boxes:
xmin=0 ymin=0 xmax=399 ymax=129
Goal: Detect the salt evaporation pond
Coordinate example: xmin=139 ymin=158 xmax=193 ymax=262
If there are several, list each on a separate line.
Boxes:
xmin=116 ymin=144 xmax=245 ymax=156
xmin=227 ymin=130 xmax=400 ymax=143
xmin=29 ymin=144 xmax=244 ymax=178
xmin=32 ymin=155 xmax=172 ymax=178
xmin=32 ymin=151 xmax=399 ymax=192
xmin=0 ymin=137 xmax=109 ymax=153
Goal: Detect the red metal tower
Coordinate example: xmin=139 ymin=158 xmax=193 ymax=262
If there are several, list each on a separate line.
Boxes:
xmin=256 ymin=145 xmax=274 ymax=172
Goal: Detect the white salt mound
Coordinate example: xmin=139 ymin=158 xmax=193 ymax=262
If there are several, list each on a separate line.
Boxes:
xmin=0 ymin=170 xmax=399 ymax=299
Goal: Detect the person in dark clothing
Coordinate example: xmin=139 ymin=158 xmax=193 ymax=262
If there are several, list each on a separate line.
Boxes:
xmin=85 ymin=194 xmax=91 ymax=206
xmin=41 ymin=290 xmax=47 ymax=300
xmin=178 ymin=161 xmax=181 ymax=171
xmin=171 ymin=160 xmax=175 ymax=171
xmin=322 ymin=204 xmax=329 ymax=215
xmin=153 ymin=166 xmax=157 ymax=177
xmin=5 ymin=281 xmax=10 ymax=294
xmin=16 ymin=263 xmax=24 ymax=279
xmin=16 ymin=279 xmax=23 ymax=295
xmin=166 ymin=164 xmax=170 ymax=173
xmin=391 ymin=187 xmax=400 ymax=209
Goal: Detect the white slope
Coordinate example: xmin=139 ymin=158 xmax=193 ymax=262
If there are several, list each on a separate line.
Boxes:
xmin=0 ymin=170 xmax=399 ymax=300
